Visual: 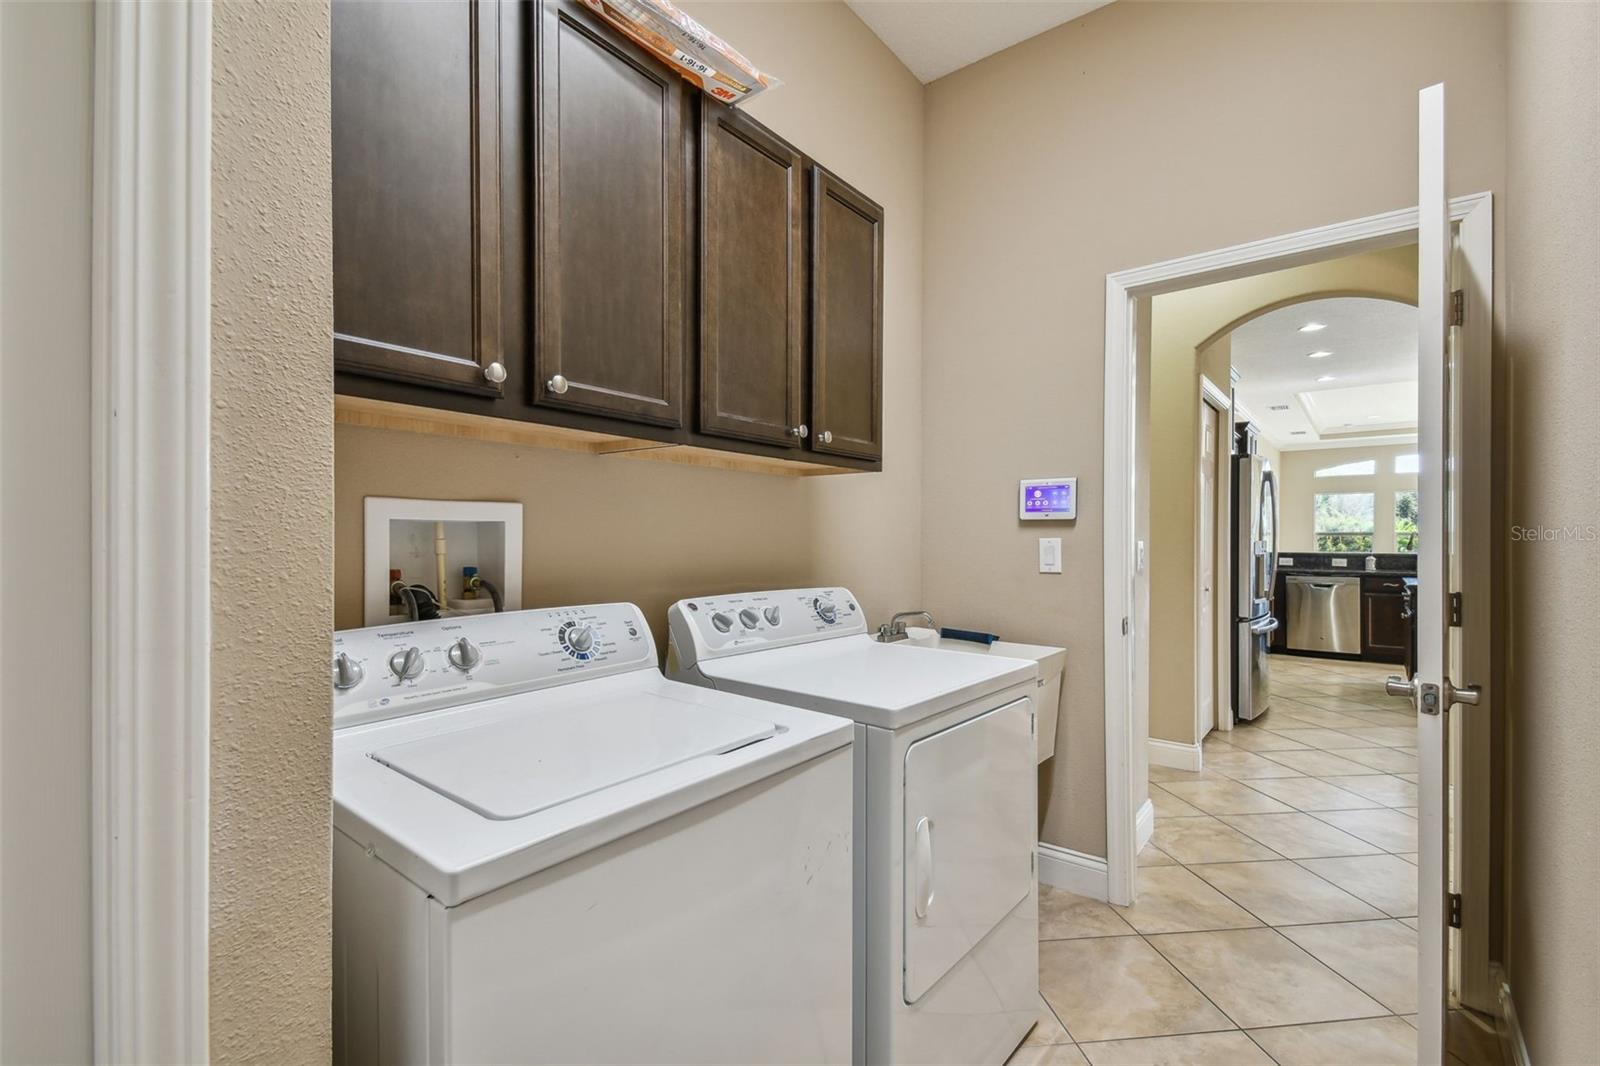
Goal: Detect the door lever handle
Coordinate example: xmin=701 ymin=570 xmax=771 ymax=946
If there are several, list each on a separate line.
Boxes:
xmin=1386 ymin=674 xmax=1480 ymax=713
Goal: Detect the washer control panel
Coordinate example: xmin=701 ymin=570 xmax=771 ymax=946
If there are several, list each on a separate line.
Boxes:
xmin=332 ymin=603 xmax=655 ymax=728
xmin=668 ymin=587 xmax=867 ymax=663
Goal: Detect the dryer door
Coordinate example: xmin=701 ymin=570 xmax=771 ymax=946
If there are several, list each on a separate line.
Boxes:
xmin=903 ymin=696 xmax=1034 ymax=1003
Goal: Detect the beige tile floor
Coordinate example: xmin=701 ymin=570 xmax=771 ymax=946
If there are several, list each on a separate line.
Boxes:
xmin=1011 ymin=655 xmax=1478 ymax=1066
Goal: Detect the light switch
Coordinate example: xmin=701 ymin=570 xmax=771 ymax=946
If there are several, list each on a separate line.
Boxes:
xmin=1039 ymin=537 xmax=1062 ymax=574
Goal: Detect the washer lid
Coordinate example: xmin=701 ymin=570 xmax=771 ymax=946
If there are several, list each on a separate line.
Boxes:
xmin=369 ymin=694 xmax=778 ymax=820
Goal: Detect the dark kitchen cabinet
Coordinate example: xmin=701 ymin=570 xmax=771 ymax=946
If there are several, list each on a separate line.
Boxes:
xmin=1270 ymin=571 xmax=1288 ymax=651
xmin=533 ymin=0 xmax=688 ymax=428
xmin=809 ymin=167 xmax=884 ymax=462
xmin=1361 ymin=576 xmax=1409 ymax=664
xmin=697 ymin=103 xmax=805 ymax=447
xmin=332 ymin=0 xmax=506 ymax=396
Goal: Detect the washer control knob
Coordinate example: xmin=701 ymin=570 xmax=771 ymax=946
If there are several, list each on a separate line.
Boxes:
xmin=814 ymin=598 xmax=838 ymax=624
xmin=565 ymin=624 xmax=595 ymax=653
xmin=711 ymin=611 xmax=735 ymax=633
xmin=388 ymin=646 xmax=424 ymax=681
xmin=447 ymin=636 xmax=482 ymax=672
xmin=763 ymin=606 xmax=782 ymax=626
xmin=333 ymin=652 xmax=364 ymax=691
xmin=739 ymin=608 xmax=761 ymax=629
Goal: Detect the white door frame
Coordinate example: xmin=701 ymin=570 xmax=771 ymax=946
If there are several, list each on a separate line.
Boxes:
xmin=1196 ymin=376 xmax=1232 ymax=744
xmin=90 ymin=2 xmax=212 ymax=1061
xmin=1102 ymin=193 xmax=1492 ymax=906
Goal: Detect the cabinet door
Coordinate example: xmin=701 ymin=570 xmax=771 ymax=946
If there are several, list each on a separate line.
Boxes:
xmin=699 ymin=105 xmax=804 ymax=447
xmin=809 ymin=167 xmax=884 ymax=461
xmin=536 ymin=0 xmax=685 ymax=427
xmin=1363 ymin=592 xmax=1409 ymax=662
xmin=332 ymin=0 xmax=504 ymax=395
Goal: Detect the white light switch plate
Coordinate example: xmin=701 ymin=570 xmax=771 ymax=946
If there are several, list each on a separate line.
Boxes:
xmin=1039 ymin=537 xmax=1062 ymax=574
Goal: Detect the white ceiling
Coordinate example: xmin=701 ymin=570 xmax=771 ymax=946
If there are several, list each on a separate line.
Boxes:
xmin=844 ymin=0 xmax=1113 ymax=83
xmin=1230 ymin=296 xmax=1418 ymax=452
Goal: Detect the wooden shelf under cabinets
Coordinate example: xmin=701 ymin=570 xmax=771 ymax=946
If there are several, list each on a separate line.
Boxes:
xmin=334 ymin=395 xmax=863 ymax=478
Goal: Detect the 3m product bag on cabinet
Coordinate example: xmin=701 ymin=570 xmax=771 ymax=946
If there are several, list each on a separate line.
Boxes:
xmin=578 ymin=0 xmax=779 ymax=104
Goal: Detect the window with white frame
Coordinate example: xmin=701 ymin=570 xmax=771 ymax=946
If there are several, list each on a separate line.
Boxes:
xmin=1314 ymin=492 xmax=1376 ymax=552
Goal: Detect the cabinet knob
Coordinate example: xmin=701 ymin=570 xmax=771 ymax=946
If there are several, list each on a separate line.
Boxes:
xmin=790 ymin=424 xmax=809 ymax=438
xmin=817 ymin=430 xmax=833 ymax=445
xmin=547 ymin=373 xmax=569 ymax=395
xmin=483 ymin=361 xmax=507 ymax=384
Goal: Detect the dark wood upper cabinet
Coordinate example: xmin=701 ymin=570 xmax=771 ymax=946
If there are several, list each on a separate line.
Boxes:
xmin=809 ymin=167 xmax=884 ymax=462
xmin=534 ymin=1 xmax=686 ymax=428
xmin=332 ymin=0 xmax=505 ymax=396
xmin=698 ymin=104 xmax=805 ymax=447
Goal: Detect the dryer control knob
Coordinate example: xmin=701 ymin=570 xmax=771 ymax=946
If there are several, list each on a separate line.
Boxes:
xmin=447 ymin=636 xmax=482 ymax=672
xmin=388 ymin=646 xmax=424 ymax=680
xmin=333 ymin=652 xmax=364 ymax=691
xmin=814 ymin=598 xmax=838 ymax=624
xmin=711 ymin=611 xmax=735 ymax=633
xmin=739 ymin=608 xmax=761 ymax=629
xmin=763 ymin=606 xmax=782 ymax=626
xmin=565 ymin=624 xmax=595 ymax=654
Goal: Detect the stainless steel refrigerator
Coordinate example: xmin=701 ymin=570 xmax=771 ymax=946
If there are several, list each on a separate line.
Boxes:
xmin=1231 ymin=424 xmax=1279 ymax=721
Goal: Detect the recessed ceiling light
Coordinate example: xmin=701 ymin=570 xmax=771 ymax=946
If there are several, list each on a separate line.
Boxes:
xmin=1317 ymin=374 xmax=1336 ymax=383
xmin=1307 ymin=350 xmax=1333 ymax=359
xmin=1299 ymin=322 xmax=1327 ymax=333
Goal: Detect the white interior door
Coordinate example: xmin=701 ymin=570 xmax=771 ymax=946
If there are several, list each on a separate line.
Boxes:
xmin=1197 ymin=406 xmax=1217 ymax=737
xmin=1397 ymin=82 xmax=1487 ymax=1066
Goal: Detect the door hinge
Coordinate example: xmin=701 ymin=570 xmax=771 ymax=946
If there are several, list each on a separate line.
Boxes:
xmin=1449 ymin=892 xmax=1463 ymax=929
xmin=1450 ymin=591 xmax=1463 ymax=627
xmin=1122 ymin=616 xmax=1130 ymax=636
xmin=1451 ymin=289 xmax=1465 ymax=328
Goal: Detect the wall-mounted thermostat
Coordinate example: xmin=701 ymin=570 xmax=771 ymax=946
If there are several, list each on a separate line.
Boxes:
xmin=1019 ymin=477 xmax=1077 ymax=521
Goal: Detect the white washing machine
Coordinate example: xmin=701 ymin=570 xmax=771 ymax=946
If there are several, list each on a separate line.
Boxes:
xmin=331 ymin=603 xmax=855 ymax=1065
xmin=665 ymin=588 xmax=1040 ymax=1066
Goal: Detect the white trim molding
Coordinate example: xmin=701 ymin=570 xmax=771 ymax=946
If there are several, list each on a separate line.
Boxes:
xmin=1148 ymin=738 xmax=1203 ymax=772
xmin=1134 ymin=799 xmax=1154 ymax=856
xmin=1037 ymin=843 xmax=1109 ymax=902
xmin=90 ymin=2 xmax=212 ymax=1062
xmin=1101 ymin=192 xmax=1494 ymax=916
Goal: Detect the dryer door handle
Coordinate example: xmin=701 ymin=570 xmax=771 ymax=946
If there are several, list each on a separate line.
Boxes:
xmin=914 ymin=816 xmax=935 ymax=919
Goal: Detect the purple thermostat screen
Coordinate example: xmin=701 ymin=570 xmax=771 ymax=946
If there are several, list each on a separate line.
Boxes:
xmin=1020 ymin=478 xmax=1076 ymax=519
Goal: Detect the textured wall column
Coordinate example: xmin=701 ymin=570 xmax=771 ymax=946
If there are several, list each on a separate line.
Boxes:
xmin=210 ymin=1 xmax=334 ymax=1060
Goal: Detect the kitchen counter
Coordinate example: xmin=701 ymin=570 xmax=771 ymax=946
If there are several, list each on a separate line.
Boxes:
xmin=1278 ymin=565 xmax=1417 ymax=578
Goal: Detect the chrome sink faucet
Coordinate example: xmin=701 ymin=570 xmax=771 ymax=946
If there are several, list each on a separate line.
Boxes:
xmin=878 ymin=610 xmax=937 ymax=643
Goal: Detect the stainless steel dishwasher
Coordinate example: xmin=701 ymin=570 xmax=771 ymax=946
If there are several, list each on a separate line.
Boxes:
xmin=1285 ymin=574 xmax=1361 ymax=654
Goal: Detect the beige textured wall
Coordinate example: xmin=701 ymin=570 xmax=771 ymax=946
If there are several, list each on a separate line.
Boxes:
xmin=0 ymin=3 xmax=93 ymax=1060
xmin=923 ymin=1 xmax=1506 ymax=854
xmin=1277 ymin=443 xmax=1418 ymax=555
xmin=1502 ymin=3 xmax=1600 ymax=1061
xmin=210 ymin=2 xmax=335 ymax=1061
xmin=334 ymin=2 xmax=926 ymax=644
xmin=1146 ymin=247 xmax=1418 ymax=745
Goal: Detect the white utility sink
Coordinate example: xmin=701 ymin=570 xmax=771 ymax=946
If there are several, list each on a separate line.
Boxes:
xmin=888 ymin=628 xmax=1064 ymax=764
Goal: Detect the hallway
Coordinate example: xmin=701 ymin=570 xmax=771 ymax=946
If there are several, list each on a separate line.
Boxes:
xmin=1010 ymin=656 xmax=1498 ymax=1065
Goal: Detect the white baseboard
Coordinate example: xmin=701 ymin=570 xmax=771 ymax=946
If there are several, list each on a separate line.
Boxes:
xmin=1496 ymin=970 xmax=1531 ymax=1066
xmin=1149 ymin=737 xmax=1202 ymax=772
xmin=1135 ymin=799 xmax=1154 ymax=855
xmin=1037 ymin=843 xmax=1108 ymax=902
